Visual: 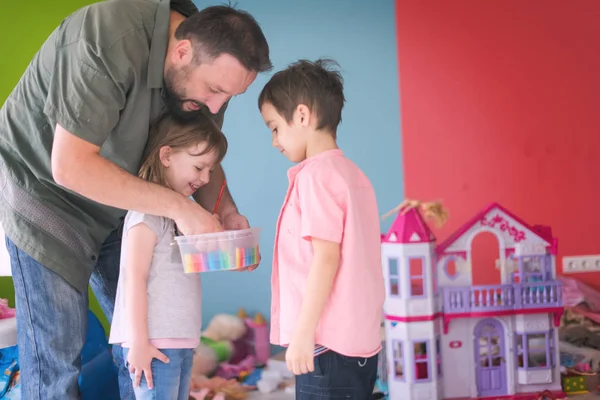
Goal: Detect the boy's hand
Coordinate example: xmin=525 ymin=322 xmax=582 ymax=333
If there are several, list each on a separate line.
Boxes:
xmin=127 ymin=342 xmax=170 ymax=388
xmin=286 ymin=334 xmax=315 ymax=375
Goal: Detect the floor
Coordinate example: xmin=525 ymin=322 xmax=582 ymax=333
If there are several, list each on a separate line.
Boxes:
xmin=246 ymin=390 xmax=294 ymax=399
xmin=243 ymin=392 xmax=600 ymax=399
xmin=230 ymin=357 xmax=600 ymax=399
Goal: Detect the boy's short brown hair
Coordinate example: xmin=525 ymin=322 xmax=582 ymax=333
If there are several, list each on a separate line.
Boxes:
xmin=258 ymin=59 xmax=346 ymax=137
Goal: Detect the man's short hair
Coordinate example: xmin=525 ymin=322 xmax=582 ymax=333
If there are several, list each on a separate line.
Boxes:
xmin=258 ymin=59 xmax=345 ymax=137
xmin=175 ymin=5 xmax=272 ymax=73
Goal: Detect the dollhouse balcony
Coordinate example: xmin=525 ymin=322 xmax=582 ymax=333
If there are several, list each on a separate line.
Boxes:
xmin=441 ymin=281 xmax=563 ymax=315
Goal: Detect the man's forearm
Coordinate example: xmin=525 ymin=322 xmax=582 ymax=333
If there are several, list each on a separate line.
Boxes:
xmin=193 ymin=164 xmax=237 ymax=217
xmin=55 ymin=151 xmax=187 ymax=220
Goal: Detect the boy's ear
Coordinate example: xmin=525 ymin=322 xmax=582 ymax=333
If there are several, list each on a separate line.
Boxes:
xmin=159 ymin=146 xmax=173 ymax=167
xmin=294 ymin=104 xmax=312 ymax=128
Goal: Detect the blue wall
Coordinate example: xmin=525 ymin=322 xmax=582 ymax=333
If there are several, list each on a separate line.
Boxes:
xmin=195 ymin=0 xmax=404 ymax=326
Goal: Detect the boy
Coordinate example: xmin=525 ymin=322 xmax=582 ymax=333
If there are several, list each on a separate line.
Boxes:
xmin=258 ymin=59 xmax=385 ymax=399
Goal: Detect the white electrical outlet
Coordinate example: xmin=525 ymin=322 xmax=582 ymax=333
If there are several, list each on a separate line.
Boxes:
xmin=562 ymin=255 xmax=600 ymax=273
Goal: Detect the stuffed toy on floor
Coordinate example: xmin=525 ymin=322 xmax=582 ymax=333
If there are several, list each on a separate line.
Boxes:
xmin=190 ymin=314 xmax=249 ymax=400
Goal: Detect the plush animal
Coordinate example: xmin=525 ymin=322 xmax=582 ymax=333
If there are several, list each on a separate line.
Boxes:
xmin=190 ymin=314 xmax=248 ymax=399
xmin=191 ymin=343 xmax=218 ymax=382
xmin=199 ymin=314 xmax=247 ymax=364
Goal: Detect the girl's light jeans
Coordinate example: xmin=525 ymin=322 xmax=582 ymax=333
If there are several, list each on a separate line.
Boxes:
xmin=123 ymin=348 xmax=194 ymax=400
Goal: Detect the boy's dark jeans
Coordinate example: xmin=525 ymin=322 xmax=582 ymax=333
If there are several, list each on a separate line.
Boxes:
xmin=296 ymin=350 xmax=378 ymax=399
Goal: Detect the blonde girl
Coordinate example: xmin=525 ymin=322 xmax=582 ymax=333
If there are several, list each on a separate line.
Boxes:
xmin=109 ymin=113 xmax=227 ymax=399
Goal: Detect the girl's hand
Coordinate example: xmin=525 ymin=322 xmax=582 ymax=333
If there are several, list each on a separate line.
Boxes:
xmin=127 ymin=342 xmax=170 ymax=389
xmin=285 ymin=334 xmax=315 ymax=375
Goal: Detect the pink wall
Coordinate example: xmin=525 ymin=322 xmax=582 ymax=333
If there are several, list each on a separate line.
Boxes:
xmin=395 ymin=0 xmax=600 ymax=288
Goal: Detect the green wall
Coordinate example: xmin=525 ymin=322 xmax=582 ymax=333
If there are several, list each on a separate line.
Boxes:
xmin=0 ymin=0 xmax=109 ymax=332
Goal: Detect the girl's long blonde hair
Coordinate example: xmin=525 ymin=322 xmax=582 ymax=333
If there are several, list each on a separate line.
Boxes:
xmin=139 ymin=113 xmax=228 ymax=186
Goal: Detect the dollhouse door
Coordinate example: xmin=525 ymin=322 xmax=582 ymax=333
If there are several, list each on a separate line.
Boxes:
xmin=474 ymin=319 xmax=507 ymax=397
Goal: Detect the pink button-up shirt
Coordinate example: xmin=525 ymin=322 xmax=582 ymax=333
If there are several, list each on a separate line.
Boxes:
xmin=270 ymin=149 xmax=385 ymax=357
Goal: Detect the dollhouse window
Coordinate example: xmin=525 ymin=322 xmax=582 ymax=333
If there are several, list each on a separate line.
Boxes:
xmin=413 ymin=340 xmax=430 ymax=382
xmin=388 ymin=258 xmax=400 ymax=297
xmin=392 ymin=340 xmax=405 ymax=380
xmin=514 ymin=255 xmax=547 ymax=283
xmin=523 ymin=256 xmax=544 ymax=281
xmin=436 ymin=336 xmax=442 ymax=378
xmin=527 ymin=334 xmax=547 ymax=367
xmin=515 ymin=331 xmax=554 ymax=370
xmin=443 ymin=256 xmax=459 ymax=280
xmin=409 ymin=257 xmax=425 ymax=297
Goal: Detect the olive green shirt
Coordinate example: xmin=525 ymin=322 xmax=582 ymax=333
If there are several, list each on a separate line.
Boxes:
xmin=0 ymin=0 xmax=225 ymax=292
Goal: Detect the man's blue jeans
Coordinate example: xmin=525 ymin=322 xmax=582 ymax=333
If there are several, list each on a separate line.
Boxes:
xmin=6 ymin=226 xmax=134 ymax=399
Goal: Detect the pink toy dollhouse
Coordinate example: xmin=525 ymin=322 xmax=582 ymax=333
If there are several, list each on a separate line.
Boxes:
xmin=382 ymin=203 xmax=565 ymax=399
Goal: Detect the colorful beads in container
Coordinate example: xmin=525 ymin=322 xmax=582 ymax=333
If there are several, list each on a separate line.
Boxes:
xmin=174 ymin=228 xmax=262 ymax=274
xmin=184 ymin=246 xmax=260 ymax=273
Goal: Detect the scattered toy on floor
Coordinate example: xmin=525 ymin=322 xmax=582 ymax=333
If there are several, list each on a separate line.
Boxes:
xmin=250 ymin=353 xmax=295 ymax=394
xmin=256 ymin=370 xmax=284 ymax=394
xmin=0 ymin=299 xmax=15 ymax=320
xmin=0 ymin=346 xmax=18 ymax=398
xmin=190 ymin=310 xmax=274 ymax=399
xmin=534 ymin=389 xmax=567 ymax=400
xmin=213 ymin=309 xmax=269 ymax=380
xmin=191 ymin=313 xmax=247 ymax=384
xmin=190 ymin=376 xmax=248 ymax=400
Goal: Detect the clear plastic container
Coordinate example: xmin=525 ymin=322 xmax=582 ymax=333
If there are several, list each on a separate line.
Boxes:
xmin=174 ymin=228 xmax=261 ymax=273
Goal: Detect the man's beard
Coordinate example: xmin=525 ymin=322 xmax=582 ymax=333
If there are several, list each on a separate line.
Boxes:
xmin=162 ymin=68 xmax=209 ymax=122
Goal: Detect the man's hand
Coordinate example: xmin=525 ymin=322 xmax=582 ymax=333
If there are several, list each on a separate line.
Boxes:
xmin=223 ymin=211 xmax=260 ymax=271
xmin=222 ymin=211 xmax=249 ymax=230
xmin=174 ymin=199 xmax=224 ymax=235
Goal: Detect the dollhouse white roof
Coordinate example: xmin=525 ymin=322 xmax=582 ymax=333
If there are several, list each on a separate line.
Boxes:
xmin=435 ymin=202 xmax=556 ymax=256
xmin=382 ymin=207 xmax=436 ymax=244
